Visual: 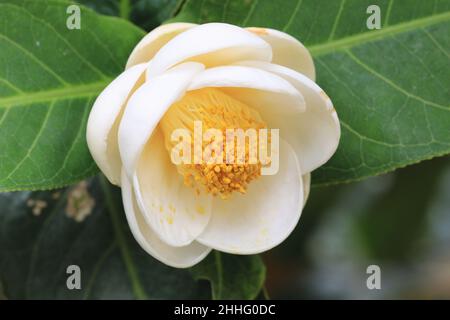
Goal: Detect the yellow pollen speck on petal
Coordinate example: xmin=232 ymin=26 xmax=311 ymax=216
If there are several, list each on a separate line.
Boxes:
xmin=160 ymin=88 xmax=270 ymax=198
xmin=196 ymin=204 xmax=205 ymax=215
xmin=261 ymin=227 xmax=269 ymax=237
xmin=166 ymin=216 xmax=174 ymax=225
xmin=159 ymin=205 xmax=164 ymax=213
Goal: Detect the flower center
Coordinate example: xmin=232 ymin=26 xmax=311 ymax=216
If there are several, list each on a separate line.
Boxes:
xmin=159 ymin=88 xmax=268 ymax=199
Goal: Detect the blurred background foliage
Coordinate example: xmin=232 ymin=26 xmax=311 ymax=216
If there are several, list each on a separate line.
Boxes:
xmin=76 ymin=0 xmax=183 ymax=31
xmin=264 ymin=156 xmax=450 ymax=299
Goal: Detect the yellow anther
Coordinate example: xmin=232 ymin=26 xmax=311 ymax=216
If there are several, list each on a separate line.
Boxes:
xmin=160 ymin=88 xmax=268 ymax=198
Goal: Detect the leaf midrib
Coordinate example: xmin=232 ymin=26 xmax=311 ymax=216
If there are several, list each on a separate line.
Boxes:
xmin=0 ymin=81 xmax=110 ymax=108
xmin=309 ymin=10 xmax=450 ymax=56
xmin=2 ymin=12 xmax=447 ymax=109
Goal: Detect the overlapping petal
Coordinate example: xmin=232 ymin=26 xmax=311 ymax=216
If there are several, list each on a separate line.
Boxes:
xmin=146 ymin=23 xmax=272 ymax=78
xmin=197 ymin=140 xmax=303 ymax=254
xmin=132 ymin=128 xmax=212 ymax=247
xmin=302 ymin=174 xmax=311 ymax=207
xmin=247 ymin=27 xmax=315 ymax=80
xmin=188 ymin=65 xmax=306 ymax=116
xmin=86 ymin=63 xmax=146 ymax=185
xmin=121 ymin=169 xmax=211 ymax=268
xmin=234 ymin=61 xmax=340 ymax=173
xmin=118 ymin=62 xmax=204 ymax=179
xmin=126 ymin=23 xmax=197 ymax=69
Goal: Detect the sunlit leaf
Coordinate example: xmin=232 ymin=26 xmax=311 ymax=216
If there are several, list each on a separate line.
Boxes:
xmin=0 ymin=0 xmax=144 ymax=191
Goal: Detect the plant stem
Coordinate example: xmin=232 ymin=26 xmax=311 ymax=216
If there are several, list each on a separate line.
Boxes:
xmin=99 ymin=175 xmax=148 ymax=300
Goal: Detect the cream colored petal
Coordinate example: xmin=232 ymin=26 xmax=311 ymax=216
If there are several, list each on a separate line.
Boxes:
xmin=146 ymin=23 xmax=272 ymax=78
xmin=302 ymin=173 xmax=311 ymax=207
xmin=247 ymin=27 xmax=315 ymax=80
xmin=132 ymin=128 xmax=212 ymax=247
xmin=234 ymin=61 xmax=340 ymax=173
xmin=86 ymin=63 xmax=146 ymax=186
xmin=188 ymin=65 xmax=305 ymax=116
xmin=121 ymin=169 xmax=211 ymax=268
xmin=197 ymin=140 xmax=303 ymax=254
xmin=118 ymin=62 xmax=204 ymax=180
xmin=126 ymin=23 xmax=197 ymax=69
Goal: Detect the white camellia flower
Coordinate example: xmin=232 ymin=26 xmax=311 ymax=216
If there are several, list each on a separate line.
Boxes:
xmin=86 ymin=23 xmax=340 ymax=268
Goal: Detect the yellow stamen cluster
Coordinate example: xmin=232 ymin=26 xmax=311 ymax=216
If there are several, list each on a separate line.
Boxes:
xmin=159 ymin=88 xmax=268 ymax=199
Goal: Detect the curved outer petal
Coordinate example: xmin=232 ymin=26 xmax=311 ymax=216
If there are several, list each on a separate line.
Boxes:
xmin=302 ymin=173 xmax=311 ymax=207
xmin=197 ymin=139 xmax=303 ymax=254
xmin=118 ymin=62 xmax=204 ymax=180
xmin=86 ymin=63 xmax=146 ymax=185
xmin=247 ymin=27 xmax=315 ymax=81
xmin=146 ymin=23 xmax=272 ymax=79
xmin=126 ymin=23 xmax=197 ymax=69
xmin=188 ymin=65 xmax=305 ymax=116
xmin=234 ymin=61 xmax=340 ymax=174
xmin=121 ymin=170 xmax=211 ymax=268
xmin=132 ymin=128 xmax=212 ymax=247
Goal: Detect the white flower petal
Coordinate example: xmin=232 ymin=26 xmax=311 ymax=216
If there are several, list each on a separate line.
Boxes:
xmin=121 ymin=169 xmax=211 ymax=268
xmin=302 ymin=173 xmax=311 ymax=207
xmin=234 ymin=61 xmax=340 ymax=173
xmin=132 ymin=128 xmax=212 ymax=247
xmin=188 ymin=65 xmax=305 ymax=115
xmin=197 ymin=139 xmax=303 ymax=254
xmin=118 ymin=62 xmax=204 ymax=179
xmin=246 ymin=27 xmax=315 ymax=80
xmin=146 ymin=23 xmax=272 ymax=78
xmin=126 ymin=23 xmax=197 ymax=69
xmin=86 ymin=63 xmax=146 ymax=185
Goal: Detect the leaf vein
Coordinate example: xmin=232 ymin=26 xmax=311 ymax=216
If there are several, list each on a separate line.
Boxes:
xmin=345 ymin=49 xmax=449 ymax=111
xmin=282 ymin=0 xmax=302 ymax=32
xmin=4 ymin=2 xmax=110 ymax=80
xmin=242 ymin=0 xmax=258 ymax=26
xmin=48 ymin=97 xmax=93 ymax=181
xmin=4 ymin=101 xmax=56 ymax=181
xmin=0 ymin=34 xmax=69 ymax=86
xmin=328 ymin=0 xmax=346 ymax=41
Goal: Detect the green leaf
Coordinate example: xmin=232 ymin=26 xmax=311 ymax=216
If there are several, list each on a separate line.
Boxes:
xmin=0 ymin=176 xmax=265 ymax=299
xmin=191 ymin=251 xmax=266 ymax=300
xmin=171 ymin=0 xmax=450 ymax=186
xmin=0 ymin=0 xmax=145 ymax=192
